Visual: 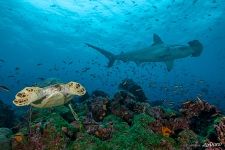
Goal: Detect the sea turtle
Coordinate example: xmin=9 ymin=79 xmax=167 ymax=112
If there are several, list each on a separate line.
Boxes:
xmin=13 ymin=81 xmax=86 ymax=108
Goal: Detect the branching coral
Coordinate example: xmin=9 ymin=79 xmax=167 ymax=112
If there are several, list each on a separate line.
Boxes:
xmin=180 ymin=99 xmax=219 ymax=119
xmin=215 ymin=117 xmax=225 ymax=144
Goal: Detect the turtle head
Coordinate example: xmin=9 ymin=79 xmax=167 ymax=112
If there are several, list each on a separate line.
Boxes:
xmin=13 ymin=87 xmax=42 ymax=106
xmin=65 ymin=81 xmax=86 ymax=96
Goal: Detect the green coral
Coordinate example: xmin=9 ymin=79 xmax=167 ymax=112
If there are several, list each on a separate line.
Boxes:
xmin=69 ymin=114 xmax=177 ymax=150
xmin=15 ymin=97 xmax=225 ymax=150
xmin=177 ymin=129 xmax=199 ymax=146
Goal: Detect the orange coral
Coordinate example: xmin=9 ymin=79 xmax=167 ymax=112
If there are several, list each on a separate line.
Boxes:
xmin=161 ymin=127 xmax=172 ymax=137
xmin=14 ymin=133 xmax=24 ymax=143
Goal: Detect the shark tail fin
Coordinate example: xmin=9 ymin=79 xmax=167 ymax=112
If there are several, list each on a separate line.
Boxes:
xmin=188 ymin=40 xmax=203 ymax=57
xmin=85 ymin=43 xmax=116 ymax=67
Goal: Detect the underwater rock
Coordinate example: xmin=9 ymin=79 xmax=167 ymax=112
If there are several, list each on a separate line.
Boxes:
xmin=149 ymin=107 xmax=166 ymax=119
xmin=83 ymin=117 xmax=113 ymax=140
xmin=114 ymin=90 xmax=137 ymax=104
xmin=13 ymin=122 xmax=69 ymax=150
xmin=149 ymin=107 xmax=189 ymax=137
xmin=180 ymin=99 xmax=220 ymax=136
xmin=61 ymin=126 xmax=76 ymax=140
xmin=0 ymin=128 xmax=13 ymax=150
xmin=158 ymin=140 xmax=174 ymax=150
xmin=89 ymin=96 xmax=110 ymax=122
xmin=113 ymin=90 xmax=148 ymax=113
xmin=111 ymin=90 xmax=153 ymax=124
xmin=70 ymin=121 xmax=82 ymax=130
xmin=180 ymin=99 xmax=219 ymax=119
xmin=0 ymin=128 xmax=12 ymax=136
xmin=112 ymin=107 xmax=134 ymax=125
xmin=12 ymin=112 xmax=78 ymax=149
xmin=119 ymin=79 xmax=147 ymax=102
xmin=215 ymin=117 xmax=225 ymax=145
xmin=111 ymin=99 xmax=134 ymax=125
xmin=0 ymin=100 xmax=15 ymax=128
xmin=177 ymin=129 xmax=199 ymax=149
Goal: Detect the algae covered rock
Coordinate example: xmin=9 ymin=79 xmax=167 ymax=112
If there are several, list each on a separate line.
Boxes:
xmin=177 ymin=129 xmax=199 ymax=148
xmin=215 ymin=117 xmax=225 ymax=145
xmin=0 ymin=128 xmax=13 ymax=150
xmin=10 ymin=79 xmax=225 ymax=149
xmin=119 ymin=79 xmax=147 ymax=102
xmin=89 ymin=96 xmax=110 ymax=122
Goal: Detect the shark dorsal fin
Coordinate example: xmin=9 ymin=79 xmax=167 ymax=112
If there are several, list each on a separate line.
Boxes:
xmin=153 ymin=33 xmax=163 ymax=45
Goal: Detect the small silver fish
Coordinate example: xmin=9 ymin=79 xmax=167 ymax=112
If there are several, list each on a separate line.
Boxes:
xmin=0 ymin=85 xmax=10 ymax=92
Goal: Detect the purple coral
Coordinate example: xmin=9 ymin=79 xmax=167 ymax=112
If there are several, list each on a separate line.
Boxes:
xmin=215 ymin=117 xmax=225 ymax=145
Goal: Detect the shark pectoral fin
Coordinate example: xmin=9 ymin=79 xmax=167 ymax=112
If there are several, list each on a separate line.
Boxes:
xmin=152 ymin=33 xmax=164 ymax=46
xmin=164 ymin=60 xmax=174 ymax=71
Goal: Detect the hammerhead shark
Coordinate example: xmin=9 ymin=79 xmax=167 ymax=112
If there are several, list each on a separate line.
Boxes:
xmin=85 ymin=34 xmax=203 ymax=71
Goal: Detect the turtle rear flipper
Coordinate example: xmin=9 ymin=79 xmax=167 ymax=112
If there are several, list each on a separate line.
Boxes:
xmin=13 ymin=87 xmax=42 ymax=106
xmin=65 ymin=81 xmax=86 ymax=96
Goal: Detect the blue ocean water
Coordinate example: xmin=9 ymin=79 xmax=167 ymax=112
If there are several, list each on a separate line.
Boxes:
xmin=0 ymin=0 xmax=225 ymax=110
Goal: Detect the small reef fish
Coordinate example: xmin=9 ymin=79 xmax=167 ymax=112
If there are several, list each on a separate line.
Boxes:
xmin=192 ymin=0 xmax=198 ymax=5
xmin=37 ymin=77 xmax=45 ymax=81
xmin=62 ymin=60 xmax=73 ymax=65
xmin=86 ymin=33 xmax=203 ymax=71
xmin=8 ymin=75 xmax=15 ymax=78
xmin=0 ymin=85 xmax=10 ymax=92
xmin=36 ymin=63 xmax=43 ymax=66
xmin=68 ymin=61 xmax=73 ymax=65
xmin=81 ymin=67 xmax=90 ymax=72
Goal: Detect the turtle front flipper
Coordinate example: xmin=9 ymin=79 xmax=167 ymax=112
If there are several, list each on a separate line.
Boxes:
xmin=65 ymin=81 xmax=86 ymax=96
xmin=13 ymin=87 xmax=43 ymax=106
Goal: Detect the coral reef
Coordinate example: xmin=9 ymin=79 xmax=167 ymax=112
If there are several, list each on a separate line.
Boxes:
xmin=149 ymin=108 xmax=189 ymax=138
xmin=9 ymin=80 xmax=225 ymax=150
xmin=215 ymin=117 xmax=225 ymax=145
xmin=12 ymin=113 xmax=76 ymax=150
xmin=0 ymin=128 xmax=13 ymax=150
xmin=83 ymin=117 xmax=113 ymax=140
xmin=180 ymin=99 xmax=220 ymax=137
xmin=118 ymin=79 xmax=147 ymax=102
xmin=180 ymin=99 xmax=219 ymax=119
xmin=89 ymin=96 xmax=110 ymax=122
